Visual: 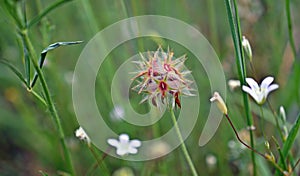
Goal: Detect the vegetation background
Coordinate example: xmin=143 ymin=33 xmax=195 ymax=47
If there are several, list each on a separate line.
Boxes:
xmin=0 ymin=0 xmax=299 ymax=175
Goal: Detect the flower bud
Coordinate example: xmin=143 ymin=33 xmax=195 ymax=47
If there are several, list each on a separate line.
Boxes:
xmin=280 ymin=106 xmax=286 ymax=122
xmin=210 ymin=92 xmax=227 ymax=115
xmin=242 ymin=36 xmax=252 ymax=62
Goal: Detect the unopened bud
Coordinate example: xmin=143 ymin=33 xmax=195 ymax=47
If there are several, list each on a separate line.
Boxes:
xmin=228 ymin=79 xmax=241 ymax=91
xmin=280 ymin=106 xmax=287 ymax=122
xmin=242 ymin=36 xmax=252 ymax=62
xmin=265 ymin=153 xmax=275 ymax=162
xmin=210 ymin=92 xmax=228 ymax=115
xmin=265 ymin=141 xmax=270 ymax=150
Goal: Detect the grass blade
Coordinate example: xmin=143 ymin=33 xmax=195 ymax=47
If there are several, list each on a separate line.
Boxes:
xmin=30 ymin=41 xmax=83 ymax=88
xmin=282 ymin=113 xmax=300 ymax=158
xmin=0 ymin=59 xmax=27 ymax=86
xmin=224 ymin=0 xmax=256 ymax=175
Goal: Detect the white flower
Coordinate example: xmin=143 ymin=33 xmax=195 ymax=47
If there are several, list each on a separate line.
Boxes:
xmin=210 ymin=92 xmax=228 ymax=115
xmin=205 ymin=154 xmax=217 ymax=167
xmin=242 ymin=76 xmax=279 ymax=104
xmin=109 ymin=105 xmax=125 ymax=121
xmin=107 ymin=134 xmax=141 ymax=156
xmin=75 ymin=126 xmax=91 ymax=145
xmin=228 ymin=79 xmax=241 ymax=91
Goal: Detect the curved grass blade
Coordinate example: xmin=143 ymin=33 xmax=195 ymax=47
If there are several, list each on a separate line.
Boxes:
xmin=0 ymin=59 xmax=27 ymax=87
xmin=282 ymin=113 xmax=300 ymax=158
xmin=27 ymin=0 xmax=73 ymax=28
xmin=30 ymin=41 xmax=83 ymax=88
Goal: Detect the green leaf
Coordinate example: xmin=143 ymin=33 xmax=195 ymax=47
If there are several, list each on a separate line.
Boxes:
xmin=0 ymin=59 xmax=27 ymax=87
xmin=30 ymin=41 xmax=83 ymax=88
xmin=282 ymin=113 xmax=300 ymax=158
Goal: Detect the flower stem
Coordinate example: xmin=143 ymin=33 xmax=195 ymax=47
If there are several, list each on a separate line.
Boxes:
xmin=86 ymin=145 xmax=110 ymax=176
xmin=170 ymin=109 xmax=198 ymax=176
xmin=21 ymin=30 xmax=75 ymax=176
xmin=223 ymin=0 xmax=257 ymax=174
xmin=259 ymin=106 xmax=267 ymax=140
xmin=225 ymin=114 xmax=266 ymax=159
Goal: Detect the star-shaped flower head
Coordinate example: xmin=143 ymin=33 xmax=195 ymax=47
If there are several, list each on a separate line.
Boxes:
xmin=132 ymin=47 xmax=194 ymax=109
xmin=242 ymin=76 xmax=279 ymax=105
xmin=107 ymin=134 xmax=141 ymax=156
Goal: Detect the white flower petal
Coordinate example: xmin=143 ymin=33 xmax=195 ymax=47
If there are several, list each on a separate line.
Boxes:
xmin=267 ymin=84 xmax=279 ymax=93
xmin=107 ymin=139 xmax=120 ymax=147
xmin=130 ymin=140 xmax=142 ymax=147
xmin=245 ymin=78 xmax=259 ymax=90
xmin=119 ymin=134 xmax=130 ymax=143
xmin=261 ymin=76 xmax=274 ymax=89
xmin=242 ymin=85 xmax=259 ymax=102
xmin=116 ymin=148 xmax=128 ymax=156
xmin=128 ymin=147 xmax=138 ymax=154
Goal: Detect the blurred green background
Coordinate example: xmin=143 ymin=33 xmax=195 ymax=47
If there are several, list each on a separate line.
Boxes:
xmin=0 ymin=0 xmax=300 ymax=175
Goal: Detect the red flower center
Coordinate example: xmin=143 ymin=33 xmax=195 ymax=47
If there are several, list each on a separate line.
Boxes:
xmin=164 ymin=63 xmax=172 ymax=72
xmin=158 ymin=81 xmax=168 ymax=97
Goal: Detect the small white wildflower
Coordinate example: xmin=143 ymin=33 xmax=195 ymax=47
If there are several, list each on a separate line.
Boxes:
xmin=210 ymin=92 xmax=228 ymax=115
xmin=206 ymin=154 xmax=217 ymax=167
xmin=242 ymin=36 xmax=252 ymax=61
xmin=246 ymin=125 xmax=256 ymax=131
xmin=280 ymin=106 xmax=286 ymax=122
xmin=75 ymin=126 xmax=91 ymax=145
xmin=112 ymin=167 xmax=135 ymax=176
xmin=228 ymin=140 xmax=236 ymax=149
xmin=110 ymin=105 xmax=125 ymax=121
xmin=228 ymin=79 xmax=241 ymax=91
xmin=107 ymin=134 xmax=141 ymax=156
xmin=242 ymin=76 xmax=279 ymax=105
xmin=147 ymin=141 xmax=171 ymax=158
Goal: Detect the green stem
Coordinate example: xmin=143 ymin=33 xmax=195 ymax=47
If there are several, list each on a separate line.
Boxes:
xmin=267 ymin=101 xmax=285 ymax=141
xmin=170 ymin=109 xmax=198 ymax=176
xmin=225 ymin=114 xmax=266 ymax=159
xmin=21 ymin=30 xmax=75 ymax=176
xmin=259 ymin=106 xmax=267 ymax=140
xmin=285 ymin=0 xmax=297 ymax=59
xmin=224 ymin=0 xmax=256 ymax=174
xmin=87 ymin=145 xmax=109 ymax=176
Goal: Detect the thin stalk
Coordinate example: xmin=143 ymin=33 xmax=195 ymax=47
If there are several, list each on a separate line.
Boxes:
xmin=272 ymin=136 xmax=287 ymax=171
xmin=87 ymin=145 xmax=109 ymax=176
xmin=225 ymin=114 xmax=266 ymax=158
xmin=224 ymin=0 xmax=256 ymax=174
xmin=267 ymin=100 xmax=285 ymax=141
xmin=30 ymin=89 xmax=47 ymax=106
xmin=225 ymin=114 xmax=286 ymax=174
xmin=20 ymin=30 xmax=75 ymax=176
xmin=259 ymin=106 xmax=267 ymax=140
xmin=170 ymin=109 xmax=198 ymax=176
xmin=85 ymin=148 xmax=110 ymax=176
xmin=285 ymin=0 xmax=297 ymax=59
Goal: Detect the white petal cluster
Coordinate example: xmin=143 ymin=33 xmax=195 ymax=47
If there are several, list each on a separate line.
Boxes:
xmin=242 ymin=76 xmax=279 ymax=104
xmin=107 ymin=134 xmax=141 ymax=156
xmin=75 ymin=126 xmax=91 ymax=145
